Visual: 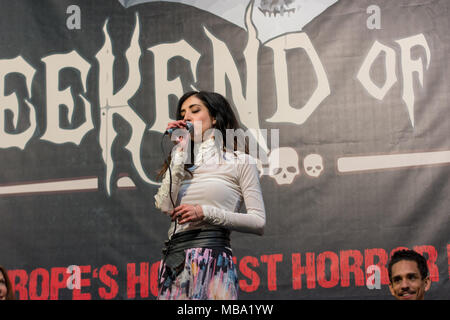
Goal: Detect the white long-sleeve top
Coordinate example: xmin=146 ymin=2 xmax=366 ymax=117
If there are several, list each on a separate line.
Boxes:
xmin=154 ymin=138 xmax=266 ymax=238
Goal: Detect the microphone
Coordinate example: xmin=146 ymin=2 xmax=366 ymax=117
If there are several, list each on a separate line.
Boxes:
xmin=164 ymin=121 xmax=194 ymax=135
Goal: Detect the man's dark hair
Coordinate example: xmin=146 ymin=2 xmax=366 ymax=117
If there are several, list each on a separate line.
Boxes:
xmin=388 ymin=249 xmax=429 ymax=282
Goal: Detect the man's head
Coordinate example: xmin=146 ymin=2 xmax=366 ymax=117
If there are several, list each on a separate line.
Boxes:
xmin=388 ymin=249 xmax=431 ymax=300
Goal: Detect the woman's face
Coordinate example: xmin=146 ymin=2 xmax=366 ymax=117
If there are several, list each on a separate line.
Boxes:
xmin=0 ymin=270 xmax=7 ymax=300
xmin=180 ymin=95 xmax=216 ymax=141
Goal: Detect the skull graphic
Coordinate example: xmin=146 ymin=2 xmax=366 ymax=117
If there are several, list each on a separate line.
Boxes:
xmin=258 ymin=0 xmax=297 ymax=17
xmin=303 ymin=154 xmax=324 ymax=178
xmin=268 ymin=147 xmax=300 ymax=184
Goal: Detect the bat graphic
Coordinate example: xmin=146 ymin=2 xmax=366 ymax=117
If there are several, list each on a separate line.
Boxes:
xmin=118 ymin=0 xmax=338 ymax=43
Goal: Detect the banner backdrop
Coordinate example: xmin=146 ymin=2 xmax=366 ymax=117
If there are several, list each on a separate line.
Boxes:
xmin=0 ymin=0 xmax=449 ymax=300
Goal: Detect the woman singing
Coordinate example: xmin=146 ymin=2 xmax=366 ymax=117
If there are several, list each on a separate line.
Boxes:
xmin=154 ymin=91 xmax=266 ymax=300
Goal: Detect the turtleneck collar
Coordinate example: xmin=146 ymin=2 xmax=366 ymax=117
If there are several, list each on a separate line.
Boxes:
xmin=193 ymin=137 xmax=220 ymax=166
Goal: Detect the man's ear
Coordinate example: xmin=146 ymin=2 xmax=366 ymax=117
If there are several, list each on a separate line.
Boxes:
xmin=388 ymin=282 xmax=395 ymax=296
xmin=424 ymin=276 xmax=431 ymax=292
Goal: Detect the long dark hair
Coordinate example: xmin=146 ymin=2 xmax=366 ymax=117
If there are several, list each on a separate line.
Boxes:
xmin=157 ymin=91 xmax=246 ymax=180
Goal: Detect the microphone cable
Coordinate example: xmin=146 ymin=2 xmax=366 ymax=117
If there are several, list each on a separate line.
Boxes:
xmin=157 ymin=132 xmax=179 ymax=290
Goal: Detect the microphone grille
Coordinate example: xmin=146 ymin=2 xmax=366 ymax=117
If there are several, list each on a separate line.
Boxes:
xmin=186 ymin=121 xmax=194 ymax=132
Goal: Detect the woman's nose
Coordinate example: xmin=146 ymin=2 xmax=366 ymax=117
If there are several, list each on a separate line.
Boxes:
xmin=183 ymin=113 xmax=192 ymax=122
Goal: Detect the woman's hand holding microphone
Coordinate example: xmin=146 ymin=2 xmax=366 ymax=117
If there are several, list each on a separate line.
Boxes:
xmin=165 ymin=120 xmax=193 ymax=152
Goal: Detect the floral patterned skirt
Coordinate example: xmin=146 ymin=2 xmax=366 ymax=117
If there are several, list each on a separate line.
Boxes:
xmin=157 ymin=247 xmax=239 ymax=300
